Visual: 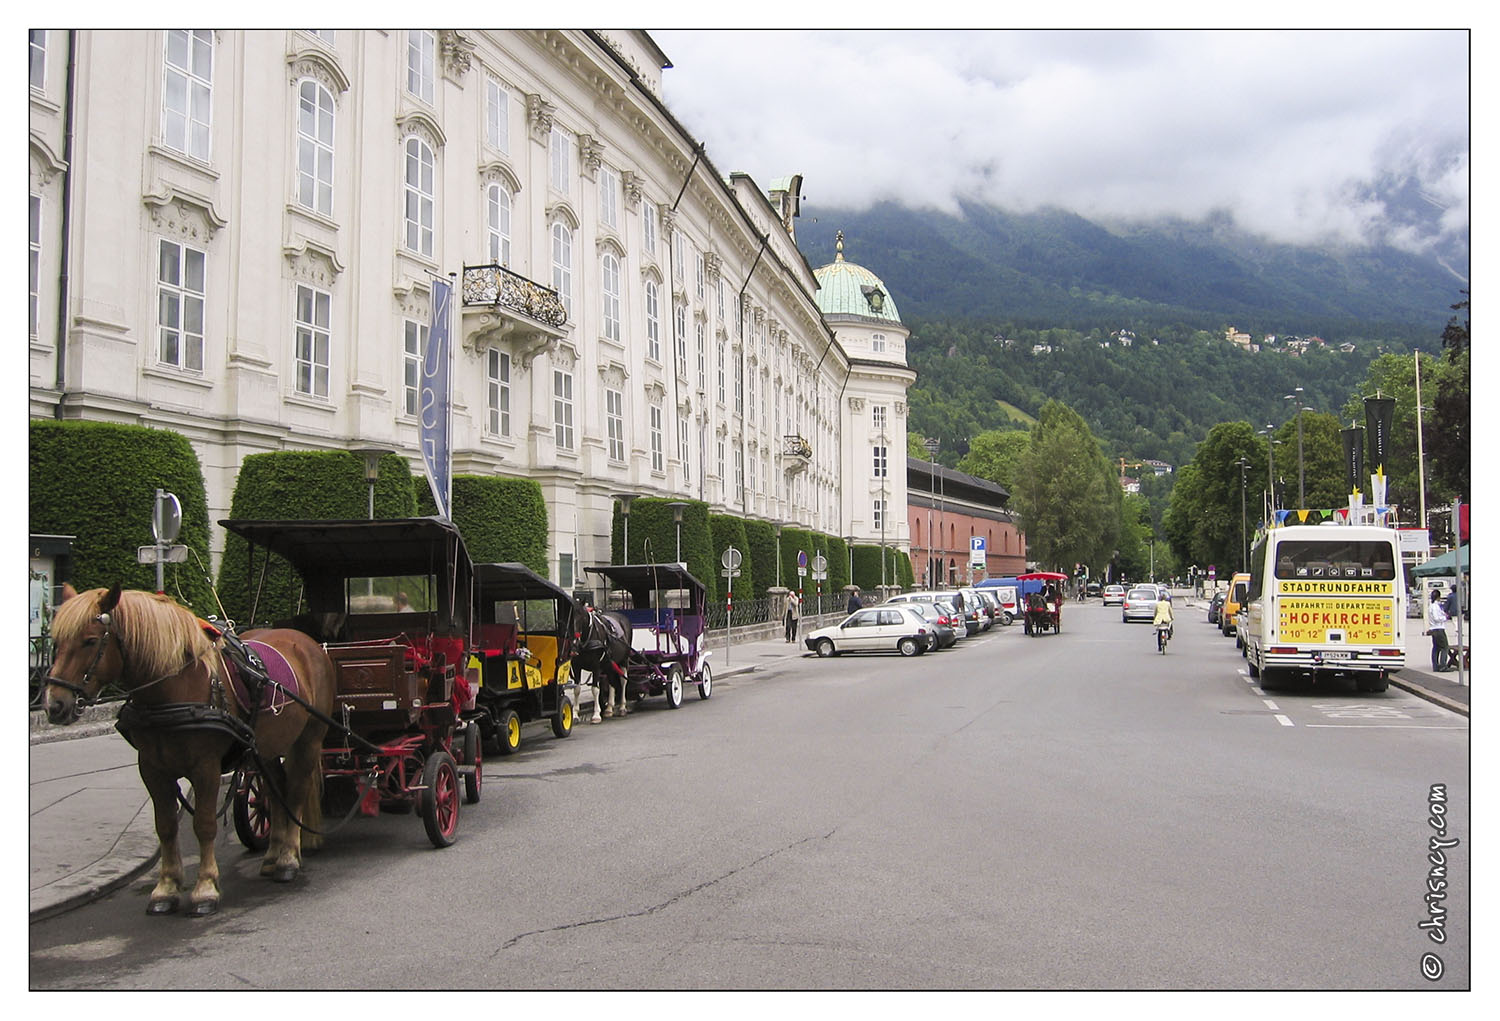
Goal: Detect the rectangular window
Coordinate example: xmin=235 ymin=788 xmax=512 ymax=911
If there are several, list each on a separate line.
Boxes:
xmin=487 ymin=349 xmax=510 ymax=436
xmin=717 ymin=277 xmax=726 ymax=321
xmin=606 ymin=389 xmax=625 ymax=462
xmin=650 ymin=405 xmax=664 ymax=472
xmin=601 ymin=253 xmax=622 ymax=343
xmin=872 ymin=332 xmax=886 ymax=353
xmin=553 ymin=369 xmax=574 ymax=450
xmin=673 ymin=230 xmax=685 ymax=279
xmin=406 ymin=30 xmax=434 ymax=104
xmin=873 ymin=445 xmax=888 ymax=478
xmin=735 ymin=448 xmax=744 ymax=503
xmin=551 ymin=223 xmax=573 ymax=316
xmin=717 ymin=437 xmax=725 ymax=483
xmin=294 ymin=283 xmax=331 ymax=398
xmin=558 ymin=553 xmax=574 ymax=590
xmin=163 ymin=30 xmax=213 ymax=160
xmin=486 ymin=185 xmax=511 ymax=266
xmin=674 ymin=301 xmax=688 ymax=378
xmin=643 ymin=202 xmax=657 ymax=256
xmin=679 ymin=419 xmax=691 ymax=484
xmin=695 ymin=252 xmax=706 ymax=301
xmin=403 ymin=319 xmax=428 ymax=415
xmin=404 ymin=137 xmax=435 ymax=256
xmin=549 ymin=127 xmax=570 ymax=194
xmin=749 ymin=451 xmax=758 ymax=493
xmin=645 ymin=281 xmax=661 ymax=361
xmin=29 ymin=30 xmax=45 ymax=90
xmin=734 ymin=358 xmax=743 ymax=415
xmin=485 ymin=77 xmax=509 ymax=153
xmin=716 ymin=338 xmax=727 ymax=405
xmin=599 ymin=165 xmax=619 ymax=231
xmin=157 ymin=239 xmax=205 ymax=372
xmin=873 ymin=405 xmax=888 ymax=435
xmin=29 ymin=195 xmax=41 ymax=337
xmin=873 ymin=498 xmax=886 ymax=532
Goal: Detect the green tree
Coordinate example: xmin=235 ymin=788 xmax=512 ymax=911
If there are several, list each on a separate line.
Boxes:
xmin=1163 ymin=421 xmax=1262 ymax=573
xmin=1429 ymin=294 xmax=1469 ymax=500
xmin=1010 ymin=400 xmax=1120 ymax=571
xmin=956 ymin=429 xmax=1030 ymax=492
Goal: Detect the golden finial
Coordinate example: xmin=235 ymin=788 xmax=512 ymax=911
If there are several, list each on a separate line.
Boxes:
xmin=834 ymin=230 xmax=844 ymax=262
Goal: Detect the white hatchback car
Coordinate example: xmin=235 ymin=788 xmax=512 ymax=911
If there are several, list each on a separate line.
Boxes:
xmin=804 ymin=604 xmax=931 ymax=658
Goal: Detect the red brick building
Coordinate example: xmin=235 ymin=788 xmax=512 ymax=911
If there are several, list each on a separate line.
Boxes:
xmin=906 ymin=458 xmax=1027 ymax=586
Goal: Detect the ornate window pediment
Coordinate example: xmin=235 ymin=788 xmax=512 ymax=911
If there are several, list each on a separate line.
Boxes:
xmin=396 ymin=110 xmax=445 ymax=150
xmin=546 ymin=200 xmax=580 ymax=232
xmin=479 ymin=160 xmax=522 ymax=195
xmin=286 ymin=47 xmax=349 ymax=95
xmin=284 ymin=236 xmax=344 ymax=286
xmin=143 ymin=184 xmax=228 ymax=244
xmin=598 ymin=360 xmax=628 ymax=389
xmin=30 ymin=136 xmax=68 ymax=190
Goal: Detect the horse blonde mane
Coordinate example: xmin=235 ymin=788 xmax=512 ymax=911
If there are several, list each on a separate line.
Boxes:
xmin=51 ymin=588 xmax=214 ymax=680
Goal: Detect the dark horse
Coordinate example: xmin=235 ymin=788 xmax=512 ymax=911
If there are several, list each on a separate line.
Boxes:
xmin=44 ymin=586 xmax=335 ymax=916
xmin=574 ymin=606 xmax=632 ymax=722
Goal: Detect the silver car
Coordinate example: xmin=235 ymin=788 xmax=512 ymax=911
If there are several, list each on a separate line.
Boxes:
xmin=1122 ymin=586 xmax=1161 ymax=623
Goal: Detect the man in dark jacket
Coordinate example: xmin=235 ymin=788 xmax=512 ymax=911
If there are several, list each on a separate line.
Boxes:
xmin=846 ymin=589 xmax=862 ymax=614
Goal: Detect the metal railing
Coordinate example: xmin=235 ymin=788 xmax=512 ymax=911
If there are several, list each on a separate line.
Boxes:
xmin=461 ymin=263 xmax=568 ymax=327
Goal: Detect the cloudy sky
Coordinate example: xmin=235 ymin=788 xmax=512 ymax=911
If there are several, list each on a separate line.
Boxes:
xmin=652 ymin=29 xmax=1470 ymax=258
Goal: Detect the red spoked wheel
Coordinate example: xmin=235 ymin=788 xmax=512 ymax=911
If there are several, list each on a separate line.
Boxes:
xmin=420 ymin=750 xmax=460 ymax=847
xmin=232 ymin=769 xmax=271 ymax=852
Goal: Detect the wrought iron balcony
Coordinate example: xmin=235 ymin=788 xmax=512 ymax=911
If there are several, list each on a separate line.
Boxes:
xmin=461 ymin=263 xmax=569 ymax=364
xmin=781 ymin=434 xmax=812 ymax=474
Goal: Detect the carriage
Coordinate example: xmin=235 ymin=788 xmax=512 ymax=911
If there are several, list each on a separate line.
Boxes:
xmin=468 ymin=561 xmax=582 ymax=755
xmin=1019 ymin=571 xmax=1068 ymax=635
xmin=584 ymin=563 xmax=713 ymax=709
xmin=220 ymin=517 xmax=480 ymax=849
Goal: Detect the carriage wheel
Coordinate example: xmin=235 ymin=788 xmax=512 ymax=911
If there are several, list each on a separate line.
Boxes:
xmin=497 ymin=708 xmax=521 ymax=756
xmin=232 ymin=770 xmax=270 ymax=852
xmin=665 ymin=665 xmax=684 ymax=709
xmin=551 ymin=695 xmax=574 ymax=739
xmin=420 ymin=750 xmax=460 ymax=847
xmin=696 ymin=661 xmax=713 ymax=700
xmin=461 ymin=723 xmax=482 ymax=805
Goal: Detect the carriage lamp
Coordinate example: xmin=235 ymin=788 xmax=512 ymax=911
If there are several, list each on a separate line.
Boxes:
xmin=613 ymin=493 xmax=636 ymax=564
xmin=668 ymin=502 xmax=688 ymax=566
xmin=351 ymin=446 xmax=393 ymax=519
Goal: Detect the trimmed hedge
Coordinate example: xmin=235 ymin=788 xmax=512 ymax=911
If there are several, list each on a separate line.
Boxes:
xmin=610 ymin=497 xmax=714 ymax=597
xmin=851 ymin=544 xmax=911 ymax=590
xmin=29 ymin=420 xmax=216 ymax=613
xmin=741 ymin=520 xmax=779 ymax=600
xmin=418 ymin=474 xmax=548 ymax=573
xmin=709 ymin=513 xmax=753 ymax=599
xmin=218 ymin=450 xmax=418 ymax=623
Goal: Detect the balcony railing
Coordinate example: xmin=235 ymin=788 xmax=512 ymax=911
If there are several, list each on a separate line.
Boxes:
xmin=461 ymin=264 xmax=567 ymax=328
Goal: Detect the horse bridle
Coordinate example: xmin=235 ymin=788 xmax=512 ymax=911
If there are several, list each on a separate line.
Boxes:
xmin=45 ymin=610 xmax=120 ymax=719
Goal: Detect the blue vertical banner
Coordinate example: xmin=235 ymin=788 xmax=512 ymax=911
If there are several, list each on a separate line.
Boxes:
xmin=420 ymin=277 xmax=452 ymax=520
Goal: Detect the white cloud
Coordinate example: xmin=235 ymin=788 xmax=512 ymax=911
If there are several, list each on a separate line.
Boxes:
xmin=655 ymin=29 xmax=1469 ymax=251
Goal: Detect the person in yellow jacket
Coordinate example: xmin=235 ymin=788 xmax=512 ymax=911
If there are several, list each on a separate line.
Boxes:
xmin=1152 ymin=594 xmax=1174 ymax=639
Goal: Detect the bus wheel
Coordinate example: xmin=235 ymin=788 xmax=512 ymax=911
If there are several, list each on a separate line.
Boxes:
xmin=1357 ymin=672 xmax=1389 ymax=693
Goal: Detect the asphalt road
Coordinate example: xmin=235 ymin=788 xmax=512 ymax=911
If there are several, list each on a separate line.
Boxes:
xmin=29 ymin=602 xmax=1469 ymax=990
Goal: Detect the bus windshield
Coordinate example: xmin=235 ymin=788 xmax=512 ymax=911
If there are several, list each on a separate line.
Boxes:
xmin=1271 ymin=540 xmax=1397 ymax=581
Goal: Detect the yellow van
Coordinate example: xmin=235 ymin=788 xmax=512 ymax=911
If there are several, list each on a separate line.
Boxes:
xmin=1221 ymin=572 xmax=1251 ymax=639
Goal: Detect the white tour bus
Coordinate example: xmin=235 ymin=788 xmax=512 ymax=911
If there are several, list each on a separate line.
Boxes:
xmin=1242 ymin=523 xmax=1405 ymax=693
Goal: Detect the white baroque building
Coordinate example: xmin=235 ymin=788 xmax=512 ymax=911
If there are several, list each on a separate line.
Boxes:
xmin=28 ymin=29 xmax=913 ymax=586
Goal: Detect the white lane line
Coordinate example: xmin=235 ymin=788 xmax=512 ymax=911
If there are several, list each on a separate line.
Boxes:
xmin=1262 ymin=699 xmax=1280 ymax=711
xmin=1303 ymin=724 xmax=1468 ymax=729
xmin=1275 ymin=715 xmax=1295 ymax=727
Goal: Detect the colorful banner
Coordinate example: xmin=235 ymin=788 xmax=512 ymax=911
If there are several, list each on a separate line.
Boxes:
xmin=1341 ymin=426 xmax=1364 ymax=494
xmin=420 ymin=277 xmax=453 ymax=520
xmin=1364 ymin=395 xmax=1395 ymax=475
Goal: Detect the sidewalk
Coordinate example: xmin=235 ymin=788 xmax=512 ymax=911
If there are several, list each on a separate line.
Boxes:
xmin=28 ymin=631 xmax=809 ymax=922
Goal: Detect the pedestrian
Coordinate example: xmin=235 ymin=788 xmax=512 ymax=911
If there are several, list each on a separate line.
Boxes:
xmin=846 ymin=588 xmax=862 ymax=614
xmin=784 ymin=589 xmax=801 ymax=643
xmin=1426 ymin=588 xmax=1452 ymax=672
xmin=951 ymin=589 xmax=965 ymax=613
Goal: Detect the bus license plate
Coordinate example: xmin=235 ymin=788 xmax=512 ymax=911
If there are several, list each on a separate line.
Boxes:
xmin=1321 ymin=651 xmax=1352 ymax=660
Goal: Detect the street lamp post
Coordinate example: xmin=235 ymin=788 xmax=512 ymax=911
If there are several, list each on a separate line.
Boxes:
xmin=1284 ymin=386 xmax=1307 ymax=508
xmin=612 ymin=493 xmax=635 ymax=564
xmin=774 ymin=523 xmax=783 ymax=590
xmin=351 ymin=447 xmax=393 ymax=520
xmin=923 ymin=437 xmax=940 ymax=588
xmin=1259 ymin=425 xmax=1278 ymax=519
xmin=1415 ymin=352 xmax=1430 ymax=530
xmin=668 ymin=501 xmax=687 ymax=565
xmin=844 ymin=534 xmax=856 ymax=593
xmin=1236 ymin=456 xmax=1250 ymax=570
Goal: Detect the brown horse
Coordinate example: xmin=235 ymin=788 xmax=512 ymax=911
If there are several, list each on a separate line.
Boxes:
xmin=44 ymin=585 xmax=335 ymax=916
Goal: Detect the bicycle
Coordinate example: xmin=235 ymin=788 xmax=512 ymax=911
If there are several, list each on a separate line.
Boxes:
xmin=1156 ymin=623 xmax=1172 ymax=654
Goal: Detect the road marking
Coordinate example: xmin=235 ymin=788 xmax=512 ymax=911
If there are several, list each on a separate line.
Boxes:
xmin=1274 ymin=715 xmax=1295 ymax=727
xmin=1262 ymin=698 xmax=1281 ymax=711
xmin=1303 ymin=724 xmax=1468 ymax=730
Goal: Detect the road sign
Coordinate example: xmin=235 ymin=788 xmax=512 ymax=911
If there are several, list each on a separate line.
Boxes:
xmin=812 ymin=554 xmax=827 ymax=574
xmin=152 ymin=490 xmax=181 ymax=542
xmin=797 ymin=550 xmax=808 ymax=569
xmin=722 ymin=546 xmax=743 ymax=570
xmin=969 ymin=535 xmax=986 ymax=568
xmin=139 ymin=544 xmax=189 ymax=564
xmin=721 ymin=569 xmax=741 ymax=578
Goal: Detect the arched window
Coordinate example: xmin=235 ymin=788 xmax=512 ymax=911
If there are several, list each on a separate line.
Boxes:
xmin=550 ymin=221 xmax=572 ymax=316
xmin=403 ymin=136 xmax=434 ymax=256
xmin=296 ymin=79 xmax=334 ymax=216
xmin=486 ymin=183 xmax=511 ymax=266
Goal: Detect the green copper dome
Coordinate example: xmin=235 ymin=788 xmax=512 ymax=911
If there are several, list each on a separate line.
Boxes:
xmin=813 ymin=231 xmax=902 ymax=323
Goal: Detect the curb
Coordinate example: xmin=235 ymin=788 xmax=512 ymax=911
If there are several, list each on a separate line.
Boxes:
xmin=30 ymin=702 xmax=123 ymax=745
xmin=1389 ymin=675 xmax=1469 ymax=717
xmin=30 ymin=814 xmax=161 ymax=923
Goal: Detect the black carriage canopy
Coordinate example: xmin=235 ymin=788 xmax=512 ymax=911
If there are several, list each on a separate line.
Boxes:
xmin=474 ymin=562 xmax=578 ymax=635
xmin=584 ymin=563 xmax=707 ymax=611
xmin=220 ymin=517 xmax=473 ymax=630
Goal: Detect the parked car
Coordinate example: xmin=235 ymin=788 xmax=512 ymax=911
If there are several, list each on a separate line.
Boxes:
xmin=1086 ymin=582 xmax=1102 ymax=598
xmin=888 ymin=591 xmax=983 ymax=635
xmin=1207 ymin=591 xmax=1225 ymax=624
xmin=804 ymin=604 xmax=931 ymax=657
xmin=1122 ymin=585 xmax=1162 ymax=623
xmin=973 ymin=589 xmax=1011 ymax=626
xmin=1102 ymin=585 xmax=1126 ymax=606
xmin=1222 ymin=572 xmax=1251 ymax=639
xmin=902 ymin=602 xmax=959 ymax=650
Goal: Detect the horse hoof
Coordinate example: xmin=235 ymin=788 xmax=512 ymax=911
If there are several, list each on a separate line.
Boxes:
xmin=146 ymin=897 xmax=179 ymax=916
xmin=189 ymin=899 xmax=219 ymax=917
xmin=272 ymin=864 xmax=299 ymax=883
